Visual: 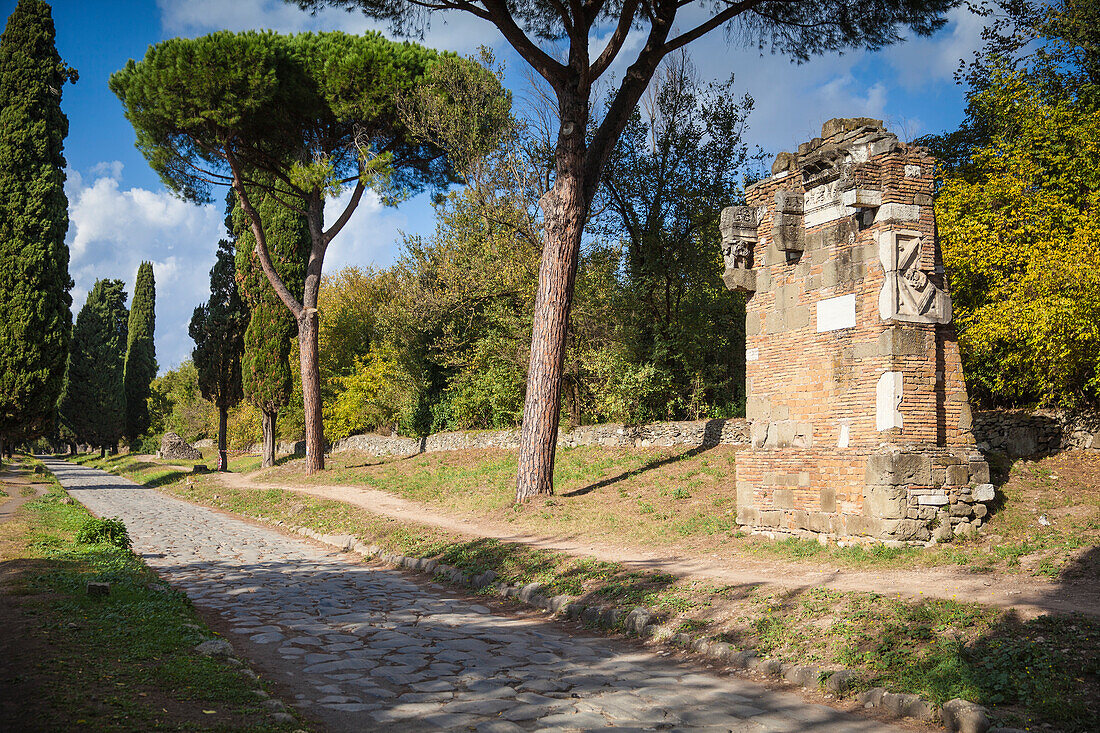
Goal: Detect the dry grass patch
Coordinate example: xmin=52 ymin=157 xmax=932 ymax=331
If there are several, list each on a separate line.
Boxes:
xmin=255 ymin=444 xmax=741 ymax=547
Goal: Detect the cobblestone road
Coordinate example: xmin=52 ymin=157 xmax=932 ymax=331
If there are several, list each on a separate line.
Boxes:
xmin=46 ymin=459 xmax=903 ymax=733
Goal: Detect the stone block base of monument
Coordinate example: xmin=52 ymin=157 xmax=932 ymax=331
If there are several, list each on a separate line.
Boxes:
xmin=720 ymin=118 xmax=992 ymax=544
xmin=735 ymin=448 xmax=991 ymax=544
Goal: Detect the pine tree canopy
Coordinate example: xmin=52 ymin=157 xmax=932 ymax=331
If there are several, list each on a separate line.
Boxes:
xmin=124 ymin=261 xmax=157 ymax=441
xmin=59 ymin=279 xmax=129 ymax=448
xmin=0 ymin=0 xmax=77 ymax=444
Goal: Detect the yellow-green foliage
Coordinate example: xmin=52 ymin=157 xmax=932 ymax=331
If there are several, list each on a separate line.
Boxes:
xmin=324 ymin=345 xmax=415 ymax=440
xmin=936 ymin=69 xmax=1100 ymax=406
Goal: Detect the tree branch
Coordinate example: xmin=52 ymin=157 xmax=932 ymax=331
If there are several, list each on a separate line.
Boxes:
xmin=480 ymin=0 xmax=569 ymax=85
xmin=590 ymin=0 xmax=639 ymax=79
xmin=584 ymin=11 xmax=675 ymax=195
xmin=322 ymin=178 xmax=366 ymax=244
xmin=662 ymin=0 xmax=760 ymax=53
xmin=405 ymin=0 xmax=492 ymax=21
xmin=225 ymin=147 xmax=304 ymax=318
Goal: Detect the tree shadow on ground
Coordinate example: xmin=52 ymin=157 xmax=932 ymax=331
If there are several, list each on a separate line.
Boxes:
xmin=914 ymin=545 xmax=1100 ymax=730
xmin=339 ymin=452 xmax=425 ymax=471
xmin=144 ymin=471 xmax=189 ymax=489
xmin=562 ymin=419 xmax=733 ymax=499
xmin=561 ymin=444 xmax=718 ymax=498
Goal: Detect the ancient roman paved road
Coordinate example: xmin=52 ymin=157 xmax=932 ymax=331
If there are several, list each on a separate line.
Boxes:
xmin=44 ymin=458 xmax=903 ymax=733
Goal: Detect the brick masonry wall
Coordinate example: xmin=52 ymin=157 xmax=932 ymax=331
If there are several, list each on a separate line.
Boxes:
xmin=743 ymin=144 xmax=971 ymax=452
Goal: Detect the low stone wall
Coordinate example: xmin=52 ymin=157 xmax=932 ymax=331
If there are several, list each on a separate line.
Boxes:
xmin=245 ymin=440 xmax=305 ymax=456
xmin=973 ymin=409 xmax=1100 ymax=457
xmin=330 ymin=418 xmax=749 ymax=457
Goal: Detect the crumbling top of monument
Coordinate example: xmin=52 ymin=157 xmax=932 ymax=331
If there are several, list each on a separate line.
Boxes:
xmin=769 ymin=117 xmax=907 ymax=178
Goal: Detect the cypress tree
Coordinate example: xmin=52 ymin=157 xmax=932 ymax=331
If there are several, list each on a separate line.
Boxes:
xmin=190 ymin=239 xmax=247 ymax=471
xmin=59 ymin=279 xmax=129 ymax=457
xmin=124 ymin=261 xmax=157 ymax=444
xmin=233 ymin=185 xmax=309 ymax=468
xmin=0 ymin=0 xmax=78 ymax=458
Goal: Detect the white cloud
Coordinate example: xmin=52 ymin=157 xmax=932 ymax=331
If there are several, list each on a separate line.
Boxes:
xmin=65 ymin=161 xmax=431 ymax=372
xmin=156 ymin=0 xmax=500 ymax=54
xmin=66 ymin=162 xmax=224 ymax=373
xmin=322 ymin=188 xmax=413 ymax=272
xmin=884 ymin=7 xmax=986 ymax=91
xmin=157 ymin=0 xmax=369 ymax=35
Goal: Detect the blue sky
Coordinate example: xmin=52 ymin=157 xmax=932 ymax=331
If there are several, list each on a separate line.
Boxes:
xmin=8 ymin=0 xmax=987 ymax=371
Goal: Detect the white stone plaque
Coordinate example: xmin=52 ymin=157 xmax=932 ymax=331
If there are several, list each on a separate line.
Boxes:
xmin=876 ymin=371 xmax=904 ymax=430
xmin=746 ymin=347 xmax=759 ymax=362
xmin=816 ymin=294 xmax=856 ymax=332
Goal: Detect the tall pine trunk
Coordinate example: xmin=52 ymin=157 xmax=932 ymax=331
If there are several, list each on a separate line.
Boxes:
xmin=99 ymin=445 xmax=105 ymax=459
xmin=261 ymin=409 xmax=276 ymax=469
xmin=217 ymin=406 xmax=228 ymax=471
xmin=515 ymin=149 xmax=588 ymax=502
xmin=298 ymin=309 xmax=324 ymax=474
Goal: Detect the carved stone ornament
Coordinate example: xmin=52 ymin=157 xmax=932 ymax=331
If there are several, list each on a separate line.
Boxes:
xmin=719 ymin=205 xmax=758 ymax=293
xmin=878 ymin=230 xmax=951 ymax=324
xmin=773 ymin=190 xmax=806 ymax=252
xmin=719 ymin=205 xmax=757 ymax=270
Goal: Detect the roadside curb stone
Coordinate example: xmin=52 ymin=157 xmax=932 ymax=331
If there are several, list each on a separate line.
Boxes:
xmin=941 ymin=698 xmax=992 ymax=733
xmin=194 ymin=638 xmax=234 ymax=658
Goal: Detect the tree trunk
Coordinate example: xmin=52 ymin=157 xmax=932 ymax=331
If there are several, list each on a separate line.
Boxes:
xmin=99 ymin=445 xmax=105 ymax=459
xmin=515 ymin=163 xmax=588 ymax=502
xmin=0 ymin=437 xmax=4 ymax=469
xmin=298 ymin=308 xmax=324 ymax=474
xmin=217 ymin=406 xmax=228 ymax=472
xmin=262 ymin=409 xmax=277 ymax=469
xmin=68 ymin=441 xmax=75 ymax=456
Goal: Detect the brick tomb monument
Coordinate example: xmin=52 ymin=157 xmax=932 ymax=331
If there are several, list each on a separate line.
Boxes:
xmin=719 ymin=118 xmax=992 ymax=544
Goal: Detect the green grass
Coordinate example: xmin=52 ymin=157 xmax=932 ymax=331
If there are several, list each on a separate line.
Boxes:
xmin=0 ymin=476 xmax=301 ymax=732
xmin=72 ymin=446 xmax=1100 ymax=582
xmin=727 ymin=587 xmax=1099 ymax=730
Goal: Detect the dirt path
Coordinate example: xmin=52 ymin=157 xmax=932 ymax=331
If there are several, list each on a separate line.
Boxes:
xmin=0 ymin=465 xmax=49 ymax=525
xmin=217 ymin=472 xmax=1098 ymax=619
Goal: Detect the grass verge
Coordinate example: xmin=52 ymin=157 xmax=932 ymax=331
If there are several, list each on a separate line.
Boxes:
xmin=73 ymin=455 xmax=1097 ymax=732
xmin=0 ymin=458 xmax=301 ymax=732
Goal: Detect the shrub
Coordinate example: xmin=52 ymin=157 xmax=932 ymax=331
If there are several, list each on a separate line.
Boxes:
xmin=76 ymin=517 xmax=132 ymax=549
xmin=133 ymin=434 xmax=160 ymax=455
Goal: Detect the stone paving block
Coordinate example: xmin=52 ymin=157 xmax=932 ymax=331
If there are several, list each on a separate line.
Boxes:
xmin=538 ymin=710 xmax=606 ymax=728
xmin=474 ymin=721 xmax=526 ymax=733
xmin=501 ymin=703 xmax=558 ymax=721
xmin=421 ymin=712 xmax=482 ymax=729
xmin=440 ymin=698 xmax=512 ymax=715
